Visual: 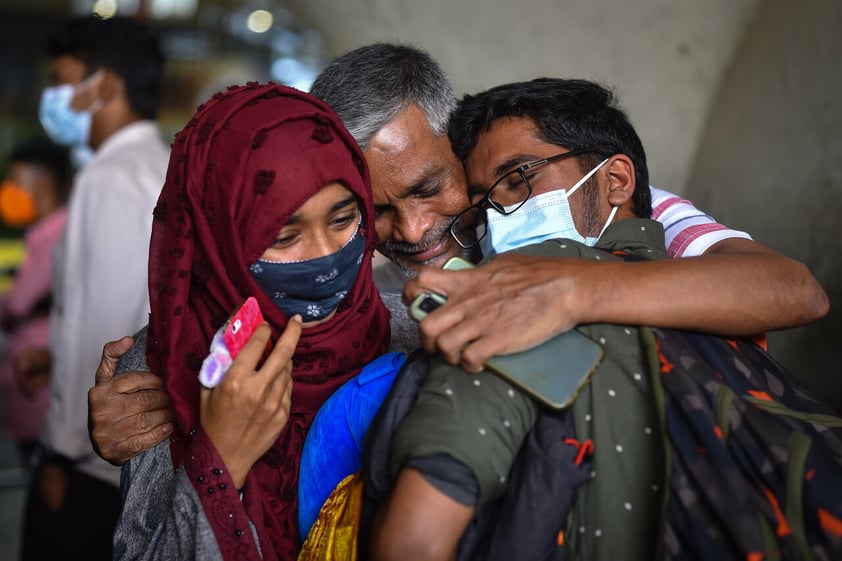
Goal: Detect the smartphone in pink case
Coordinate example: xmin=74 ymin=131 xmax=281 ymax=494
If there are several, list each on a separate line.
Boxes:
xmin=223 ymin=296 xmax=265 ymax=358
xmin=199 ymin=297 xmax=266 ymax=388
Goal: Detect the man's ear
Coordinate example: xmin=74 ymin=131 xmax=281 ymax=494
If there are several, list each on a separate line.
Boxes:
xmin=604 ymin=154 xmax=635 ymax=207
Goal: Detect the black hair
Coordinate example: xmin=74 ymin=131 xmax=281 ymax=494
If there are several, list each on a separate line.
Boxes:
xmin=8 ymin=137 xmax=73 ymax=204
xmin=449 ymin=78 xmax=651 ymax=217
xmin=46 ymin=15 xmax=165 ymax=119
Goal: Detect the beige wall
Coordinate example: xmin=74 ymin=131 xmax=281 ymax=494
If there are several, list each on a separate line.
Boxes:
xmin=289 ymin=0 xmax=760 ymax=194
xmin=685 ymin=0 xmax=842 ymax=408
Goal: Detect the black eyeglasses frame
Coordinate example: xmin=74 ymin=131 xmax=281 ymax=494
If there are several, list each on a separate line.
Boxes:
xmin=449 ymin=148 xmax=598 ymax=249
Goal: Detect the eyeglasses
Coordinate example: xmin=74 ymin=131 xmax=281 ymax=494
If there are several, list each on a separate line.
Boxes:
xmin=450 ymin=149 xmax=594 ymax=249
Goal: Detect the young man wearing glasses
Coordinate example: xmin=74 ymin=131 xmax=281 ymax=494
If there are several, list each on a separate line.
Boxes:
xmin=366 ymin=78 xmax=840 ymax=561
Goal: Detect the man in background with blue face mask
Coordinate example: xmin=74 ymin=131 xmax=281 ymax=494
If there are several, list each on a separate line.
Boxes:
xmin=39 ymin=65 xmax=103 ymax=169
xmin=19 ymin=15 xmax=169 ymax=561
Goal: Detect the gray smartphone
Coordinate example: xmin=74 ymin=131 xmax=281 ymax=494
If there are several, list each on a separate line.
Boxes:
xmin=408 ymin=256 xmax=474 ymax=322
xmin=484 ymin=330 xmax=604 ymax=410
xmin=408 ymin=256 xmax=604 ymax=409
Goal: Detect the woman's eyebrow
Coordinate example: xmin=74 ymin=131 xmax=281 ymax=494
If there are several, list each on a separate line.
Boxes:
xmin=284 ymin=195 xmax=358 ymax=226
xmin=331 ymin=195 xmax=358 ymax=212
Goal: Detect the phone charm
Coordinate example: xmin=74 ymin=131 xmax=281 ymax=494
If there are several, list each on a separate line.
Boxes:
xmin=198 ymin=328 xmax=233 ymax=388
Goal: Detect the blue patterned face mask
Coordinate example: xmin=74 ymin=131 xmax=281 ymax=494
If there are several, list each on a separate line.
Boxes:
xmin=249 ymin=219 xmax=366 ymax=321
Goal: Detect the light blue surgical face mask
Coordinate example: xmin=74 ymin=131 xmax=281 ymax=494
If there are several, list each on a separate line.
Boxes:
xmin=38 ymin=71 xmax=103 ymax=147
xmin=479 ymin=158 xmax=616 ymax=257
xmin=249 ymin=218 xmax=366 ymax=321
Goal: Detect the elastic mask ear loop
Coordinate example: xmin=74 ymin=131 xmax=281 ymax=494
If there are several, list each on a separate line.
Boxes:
xmin=566 ymin=157 xmax=612 ymax=242
xmin=596 ymin=205 xmax=619 ymax=240
xmin=75 ymin=70 xmax=106 ymax=113
xmin=563 ymin=158 xmax=609 ymax=199
xmin=76 ymin=70 xmax=105 ymax=92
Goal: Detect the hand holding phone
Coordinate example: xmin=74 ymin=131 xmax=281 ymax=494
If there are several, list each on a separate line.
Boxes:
xmin=408 ymin=257 xmax=604 ymax=409
xmin=408 ymin=256 xmax=473 ymax=321
xmin=199 ymin=297 xmax=266 ymax=388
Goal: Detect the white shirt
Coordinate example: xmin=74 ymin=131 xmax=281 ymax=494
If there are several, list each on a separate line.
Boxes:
xmin=43 ymin=121 xmax=170 ymax=486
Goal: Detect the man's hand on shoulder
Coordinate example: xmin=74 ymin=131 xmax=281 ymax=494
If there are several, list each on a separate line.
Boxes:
xmin=88 ymin=337 xmax=175 ymax=465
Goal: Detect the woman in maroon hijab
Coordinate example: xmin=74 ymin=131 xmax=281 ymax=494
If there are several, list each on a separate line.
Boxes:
xmin=113 ymin=83 xmax=390 ymax=560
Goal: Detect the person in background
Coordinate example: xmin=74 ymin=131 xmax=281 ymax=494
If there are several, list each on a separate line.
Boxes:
xmin=19 ymin=15 xmax=169 ymax=561
xmin=0 ymin=137 xmax=71 ymax=470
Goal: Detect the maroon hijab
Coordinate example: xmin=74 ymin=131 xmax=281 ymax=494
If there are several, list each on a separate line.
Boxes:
xmin=146 ymin=83 xmax=390 ymax=558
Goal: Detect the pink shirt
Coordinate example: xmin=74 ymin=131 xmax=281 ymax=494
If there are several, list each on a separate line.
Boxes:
xmin=0 ymin=206 xmax=67 ymax=442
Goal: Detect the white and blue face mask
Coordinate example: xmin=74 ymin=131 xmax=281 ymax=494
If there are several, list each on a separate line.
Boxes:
xmin=479 ymin=158 xmax=617 ymax=257
xmin=38 ymin=71 xmax=103 ymax=147
xmin=249 ymin=219 xmax=366 ymax=321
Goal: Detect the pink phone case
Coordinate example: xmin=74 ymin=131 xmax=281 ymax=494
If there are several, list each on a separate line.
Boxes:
xmin=223 ymin=296 xmax=265 ymax=358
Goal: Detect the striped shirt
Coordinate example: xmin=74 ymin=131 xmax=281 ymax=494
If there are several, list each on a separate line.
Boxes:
xmin=650 ymin=187 xmax=751 ymax=258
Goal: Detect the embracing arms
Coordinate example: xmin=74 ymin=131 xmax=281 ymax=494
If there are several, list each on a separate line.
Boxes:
xmin=88 ymin=335 xmax=173 ymax=464
xmin=404 ymin=237 xmax=828 ymax=372
xmin=89 ymin=226 xmax=828 ymax=461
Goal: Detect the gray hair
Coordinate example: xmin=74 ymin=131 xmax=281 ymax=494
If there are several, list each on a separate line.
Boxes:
xmin=310 ymin=43 xmax=457 ymax=150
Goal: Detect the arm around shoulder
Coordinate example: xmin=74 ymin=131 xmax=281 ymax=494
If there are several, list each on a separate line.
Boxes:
xmin=402 ymin=236 xmax=829 ymax=372
xmin=568 ymin=236 xmax=829 ymax=337
xmin=88 ymin=330 xmax=175 ymax=466
xmin=703 ymin=237 xmax=829 ymax=329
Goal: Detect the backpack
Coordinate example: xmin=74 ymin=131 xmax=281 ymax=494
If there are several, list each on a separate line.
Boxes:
xmin=654 ymin=328 xmax=842 ymax=560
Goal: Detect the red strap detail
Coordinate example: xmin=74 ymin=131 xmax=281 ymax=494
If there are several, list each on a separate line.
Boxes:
xmin=564 ymin=438 xmax=595 ymax=465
